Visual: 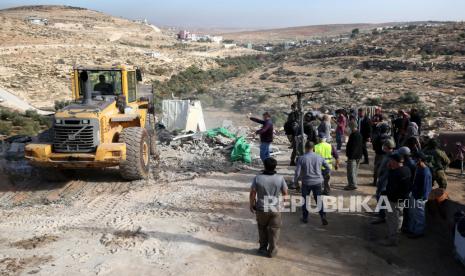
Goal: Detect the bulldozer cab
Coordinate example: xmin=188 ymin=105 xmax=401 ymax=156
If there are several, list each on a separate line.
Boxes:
xmin=72 ymin=65 xmax=143 ymax=104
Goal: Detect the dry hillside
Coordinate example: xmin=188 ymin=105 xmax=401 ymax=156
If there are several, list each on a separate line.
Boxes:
xmin=208 ymin=22 xmax=465 ymax=132
xmin=221 ymin=23 xmax=377 ymax=43
xmin=0 ymin=5 xmax=255 ymax=109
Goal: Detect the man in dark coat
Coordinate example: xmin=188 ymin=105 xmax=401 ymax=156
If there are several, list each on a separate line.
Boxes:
xmin=344 ymin=122 xmax=363 ymax=190
xmin=357 ymin=108 xmax=372 ymax=164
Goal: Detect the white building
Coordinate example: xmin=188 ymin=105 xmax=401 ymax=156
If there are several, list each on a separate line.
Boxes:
xmin=25 ymin=16 xmax=48 ymax=26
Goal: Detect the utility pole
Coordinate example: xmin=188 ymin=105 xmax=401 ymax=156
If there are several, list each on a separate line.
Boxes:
xmin=279 ymin=88 xmax=327 ymax=156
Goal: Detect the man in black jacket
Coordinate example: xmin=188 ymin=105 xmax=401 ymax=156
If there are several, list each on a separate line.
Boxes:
xmin=380 ymin=153 xmax=412 ymax=246
xmin=357 ymin=108 xmax=372 ymax=164
xmin=344 ymin=122 xmax=363 ymax=190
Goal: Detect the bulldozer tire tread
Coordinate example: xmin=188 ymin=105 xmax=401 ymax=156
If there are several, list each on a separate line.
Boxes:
xmin=119 ymin=127 xmax=150 ymax=180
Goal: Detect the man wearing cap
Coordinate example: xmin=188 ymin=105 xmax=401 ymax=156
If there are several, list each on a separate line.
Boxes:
xmin=294 ymin=141 xmax=330 ymax=225
xmin=250 ymin=112 xmax=274 ymax=162
xmin=407 ymin=152 xmax=432 ymax=238
xmin=380 ymin=153 xmax=412 ymax=246
xmin=372 ymin=139 xmax=396 ymax=224
xmin=344 ymin=122 xmax=363 ymax=190
xmin=314 ymin=133 xmax=339 ymax=195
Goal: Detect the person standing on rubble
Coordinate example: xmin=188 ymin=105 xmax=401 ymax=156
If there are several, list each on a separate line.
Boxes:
xmin=250 ymin=112 xmax=274 ymax=162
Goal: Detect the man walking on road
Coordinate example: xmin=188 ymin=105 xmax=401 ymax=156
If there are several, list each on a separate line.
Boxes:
xmin=345 ymin=122 xmax=363 ymax=190
xmin=294 ymin=141 xmax=330 ymax=225
xmin=249 ymin=158 xmax=288 ymax=258
xmin=314 ymin=133 xmax=339 ymax=195
xmin=250 ymin=112 xmax=274 ymax=162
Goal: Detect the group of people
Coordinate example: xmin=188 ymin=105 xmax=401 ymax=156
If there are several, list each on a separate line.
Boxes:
xmin=248 ymin=106 xmax=453 ymax=257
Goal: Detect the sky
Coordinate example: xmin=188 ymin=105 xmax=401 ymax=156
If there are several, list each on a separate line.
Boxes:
xmin=1 ymin=0 xmax=465 ymax=29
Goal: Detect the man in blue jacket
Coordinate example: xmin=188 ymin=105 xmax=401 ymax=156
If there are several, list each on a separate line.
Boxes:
xmin=250 ymin=112 xmax=274 ymax=162
xmin=407 ymin=152 xmax=432 ymax=238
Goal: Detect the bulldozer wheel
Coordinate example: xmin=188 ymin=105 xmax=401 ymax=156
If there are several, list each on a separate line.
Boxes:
xmin=145 ymin=113 xmax=158 ymax=156
xmin=119 ymin=127 xmax=150 ymax=180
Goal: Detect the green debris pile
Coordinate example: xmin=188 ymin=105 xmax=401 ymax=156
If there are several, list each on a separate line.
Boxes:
xmin=205 ymin=127 xmax=251 ymax=163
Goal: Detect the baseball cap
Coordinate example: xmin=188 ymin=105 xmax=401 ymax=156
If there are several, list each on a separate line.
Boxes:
xmin=396 ymin=146 xmax=411 ymax=157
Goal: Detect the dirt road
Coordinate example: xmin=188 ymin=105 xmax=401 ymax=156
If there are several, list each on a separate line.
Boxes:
xmin=0 ymin=86 xmax=53 ymax=115
xmin=1 ymin=140 xmax=464 ymax=275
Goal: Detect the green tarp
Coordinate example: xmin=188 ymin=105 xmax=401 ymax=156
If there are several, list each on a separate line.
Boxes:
xmin=231 ymin=136 xmax=251 ymax=164
xmin=205 ymin=127 xmax=251 ymax=164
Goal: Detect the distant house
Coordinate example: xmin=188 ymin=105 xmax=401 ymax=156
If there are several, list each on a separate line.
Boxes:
xmin=178 ymin=30 xmax=191 ymax=40
xmin=25 ymin=16 xmax=48 ymax=26
xmin=223 ymin=43 xmax=236 ymax=49
xmin=211 ymin=36 xmax=223 ymax=44
xmin=133 ymin=18 xmax=148 ymax=25
xmin=264 ymin=46 xmax=274 ymax=51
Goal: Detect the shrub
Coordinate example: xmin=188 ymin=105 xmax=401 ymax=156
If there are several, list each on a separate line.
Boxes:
xmin=213 ymin=97 xmax=226 ymax=108
xmin=0 ymin=108 xmax=18 ymax=120
xmin=12 ymin=116 xmax=27 ymax=127
xmin=338 ymin=77 xmax=353 ymax=85
xmin=399 ymin=92 xmax=420 ymax=104
xmin=256 ymin=94 xmax=267 ymax=104
xmin=353 ymin=72 xmax=363 ymax=78
xmin=197 ymin=94 xmax=214 ymax=107
xmin=54 ymin=100 xmax=72 ymax=111
xmin=313 ymin=81 xmax=323 ymax=88
xmin=0 ymin=121 xmax=12 ymax=135
xmin=365 ymin=97 xmax=382 ymax=106
xmin=25 ymin=109 xmax=41 ymax=120
xmin=153 ymin=55 xmax=264 ymax=97
xmin=17 ymin=121 xmax=41 ymax=136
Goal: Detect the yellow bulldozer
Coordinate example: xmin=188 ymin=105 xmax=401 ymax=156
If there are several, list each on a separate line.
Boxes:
xmin=25 ymin=65 xmax=157 ymax=180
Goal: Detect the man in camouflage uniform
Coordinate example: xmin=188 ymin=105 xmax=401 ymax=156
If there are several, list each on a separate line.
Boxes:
xmin=424 ymin=139 xmax=450 ymax=189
